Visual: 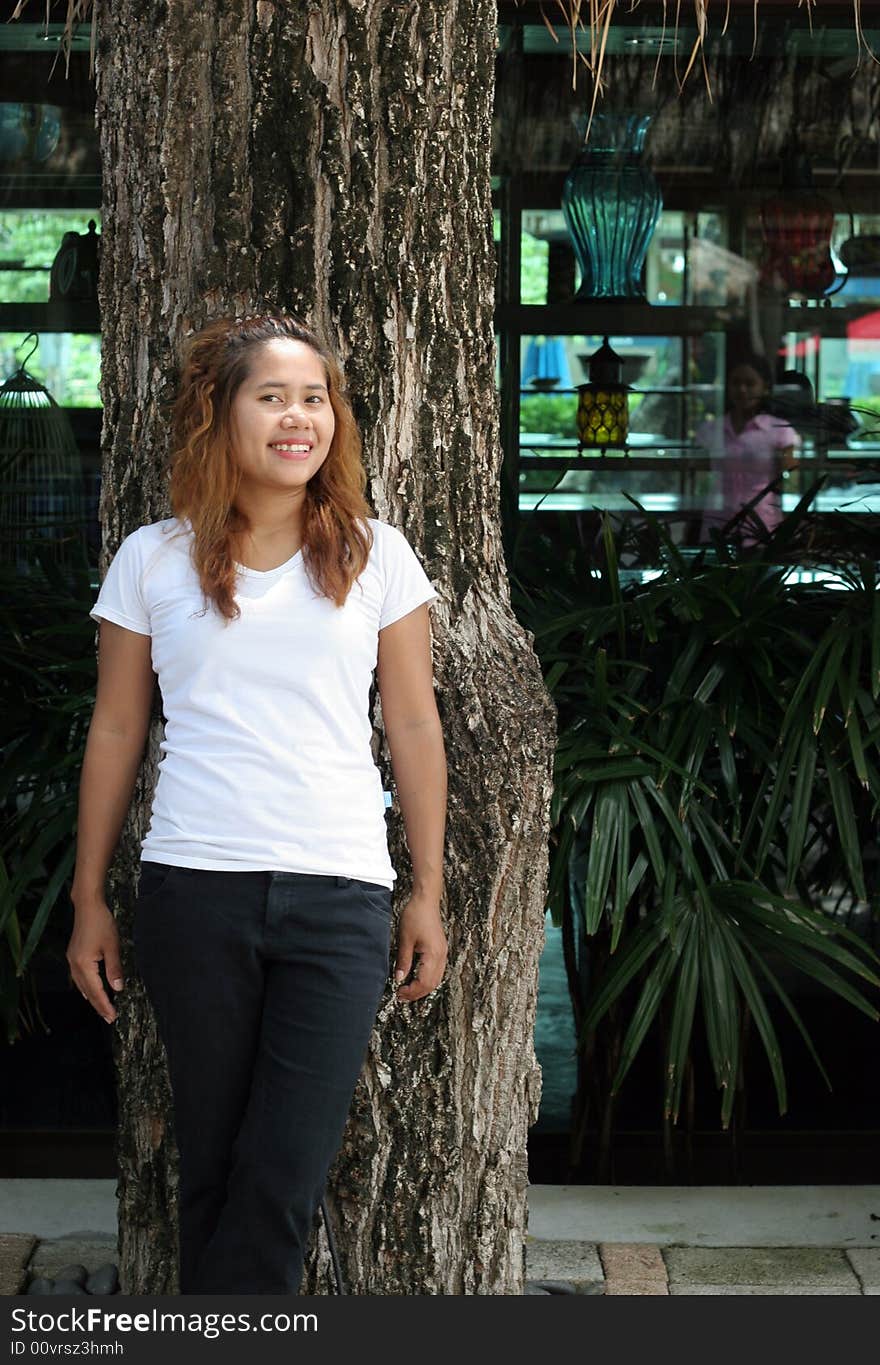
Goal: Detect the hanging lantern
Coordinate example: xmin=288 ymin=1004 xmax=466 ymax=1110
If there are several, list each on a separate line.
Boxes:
xmin=0 ymin=335 xmax=85 ymax=573
xmin=758 ymin=146 xmax=840 ymax=299
xmin=576 ymin=337 xmax=629 ymax=449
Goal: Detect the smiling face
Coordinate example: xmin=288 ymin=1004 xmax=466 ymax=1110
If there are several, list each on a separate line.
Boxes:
xmin=228 ymin=338 xmax=336 ymax=500
xmin=728 ymin=363 xmax=769 ymax=419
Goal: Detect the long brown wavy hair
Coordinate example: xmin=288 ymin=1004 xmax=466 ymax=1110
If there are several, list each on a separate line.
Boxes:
xmin=168 ymin=313 xmax=373 ymax=620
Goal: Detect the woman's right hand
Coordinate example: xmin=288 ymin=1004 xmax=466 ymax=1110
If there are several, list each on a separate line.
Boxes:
xmin=67 ymin=619 xmax=155 ymax=1026
xmin=66 ymin=902 xmax=124 ymax=1024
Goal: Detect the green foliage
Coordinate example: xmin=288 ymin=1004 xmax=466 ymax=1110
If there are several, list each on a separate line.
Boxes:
xmin=520 ymin=391 xmax=578 ymax=437
xmin=511 ymin=492 xmax=880 ymax=1143
xmin=520 ymin=231 xmax=550 ymax=306
xmin=0 ymin=545 xmax=97 ymax=1043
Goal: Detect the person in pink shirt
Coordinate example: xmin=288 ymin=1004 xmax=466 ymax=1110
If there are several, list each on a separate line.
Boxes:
xmin=696 ymin=355 xmax=800 ymax=539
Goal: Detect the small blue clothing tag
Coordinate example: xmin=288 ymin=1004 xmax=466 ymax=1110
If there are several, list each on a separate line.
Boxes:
xmin=383 ymin=790 xmax=393 ymax=809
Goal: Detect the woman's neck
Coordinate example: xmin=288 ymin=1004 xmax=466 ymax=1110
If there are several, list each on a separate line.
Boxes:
xmin=231 ymin=491 xmax=306 ymax=568
xmin=729 ymin=407 xmax=759 ymax=434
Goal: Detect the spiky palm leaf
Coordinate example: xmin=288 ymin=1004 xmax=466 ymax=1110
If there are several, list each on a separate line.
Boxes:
xmin=512 ymin=500 xmax=880 ymax=1129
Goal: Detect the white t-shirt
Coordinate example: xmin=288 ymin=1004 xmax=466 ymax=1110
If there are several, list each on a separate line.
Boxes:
xmin=89 ymin=517 xmax=438 ymax=888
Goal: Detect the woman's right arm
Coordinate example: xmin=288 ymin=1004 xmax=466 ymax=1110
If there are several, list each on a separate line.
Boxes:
xmin=67 ymin=620 xmax=155 ymax=1023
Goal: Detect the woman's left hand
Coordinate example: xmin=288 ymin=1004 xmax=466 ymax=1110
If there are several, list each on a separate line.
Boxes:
xmin=394 ymin=893 xmax=448 ymax=1002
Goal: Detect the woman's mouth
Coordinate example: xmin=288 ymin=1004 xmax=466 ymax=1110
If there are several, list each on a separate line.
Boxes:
xmin=269 ymin=442 xmax=313 ymax=461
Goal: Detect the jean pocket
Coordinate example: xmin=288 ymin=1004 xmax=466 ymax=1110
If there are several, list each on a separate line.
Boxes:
xmin=136 ymin=862 xmax=176 ymax=904
xmin=350 ymin=878 xmax=393 ymax=920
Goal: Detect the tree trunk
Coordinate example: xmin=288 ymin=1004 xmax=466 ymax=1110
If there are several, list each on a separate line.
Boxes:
xmin=95 ymin=0 xmax=555 ymax=1295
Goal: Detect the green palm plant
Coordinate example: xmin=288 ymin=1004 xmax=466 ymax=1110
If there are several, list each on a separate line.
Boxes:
xmin=0 ymin=543 xmax=97 ymax=1043
xmin=511 ymin=494 xmax=880 ymax=1172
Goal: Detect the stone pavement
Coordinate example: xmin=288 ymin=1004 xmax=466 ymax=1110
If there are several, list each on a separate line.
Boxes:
xmin=524 ymin=1239 xmax=879 ymax=1295
xmin=1 ymin=1183 xmax=879 ymax=1295
xmin=523 ymin=1184 xmax=880 ymax=1295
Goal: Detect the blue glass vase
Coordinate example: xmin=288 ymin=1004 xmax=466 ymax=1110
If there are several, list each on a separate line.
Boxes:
xmin=562 ymin=113 xmax=663 ymax=302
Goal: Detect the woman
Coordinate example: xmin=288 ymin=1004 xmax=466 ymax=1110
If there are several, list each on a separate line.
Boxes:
xmin=696 ymin=354 xmax=800 ymax=538
xmin=66 ymin=313 xmax=448 ymax=1294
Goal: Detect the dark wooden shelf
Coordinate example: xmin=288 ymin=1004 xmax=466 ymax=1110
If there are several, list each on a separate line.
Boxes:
xmin=519 ymin=453 xmax=710 ymax=468
xmin=496 ymin=302 xmax=872 ymax=339
xmin=506 ymin=169 xmax=880 ymax=215
xmin=0 ymin=302 xmax=100 ymax=334
xmin=1 ymin=188 xmax=101 ymax=211
xmin=521 ymin=385 xmax=719 ymax=396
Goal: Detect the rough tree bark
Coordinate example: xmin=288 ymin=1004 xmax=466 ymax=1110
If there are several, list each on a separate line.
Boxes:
xmin=95 ymin=0 xmax=555 ymax=1294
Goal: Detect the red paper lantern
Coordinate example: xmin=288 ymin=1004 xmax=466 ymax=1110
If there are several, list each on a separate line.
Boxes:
xmin=759 ymin=195 xmax=837 ymax=298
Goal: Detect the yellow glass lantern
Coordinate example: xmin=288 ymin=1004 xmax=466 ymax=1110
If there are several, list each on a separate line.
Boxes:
xmin=576 ymin=336 xmax=629 ymax=449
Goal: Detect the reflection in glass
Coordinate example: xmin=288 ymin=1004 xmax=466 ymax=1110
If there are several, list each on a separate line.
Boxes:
xmin=0 ymin=103 xmax=61 ymax=162
xmin=695 ymin=356 xmax=800 ymax=537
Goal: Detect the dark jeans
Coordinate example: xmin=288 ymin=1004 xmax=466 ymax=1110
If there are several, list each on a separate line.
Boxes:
xmin=133 ymin=863 xmax=392 ymax=1295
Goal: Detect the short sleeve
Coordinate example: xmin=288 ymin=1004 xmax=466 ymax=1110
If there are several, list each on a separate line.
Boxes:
xmin=376 ymin=523 xmax=438 ymax=630
xmin=695 ymin=418 xmax=722 ymax=453
xmin=765 ymin=415 xmax=801 ymax=450
xmin=89 ymin=528 xmax=152 ymax=636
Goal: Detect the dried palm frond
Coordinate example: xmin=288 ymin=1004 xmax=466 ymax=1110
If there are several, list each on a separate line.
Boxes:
xmin=9 ymin=1 xmax=877 ymax=92
xmin=513 ymin=0 xmax=877 ymax=131
xmin=9 ymin=0 xmax=96 ymax=75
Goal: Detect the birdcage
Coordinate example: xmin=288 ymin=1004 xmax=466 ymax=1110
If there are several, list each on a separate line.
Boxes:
xmin=0 ymin=335 xmax=86 ymax=573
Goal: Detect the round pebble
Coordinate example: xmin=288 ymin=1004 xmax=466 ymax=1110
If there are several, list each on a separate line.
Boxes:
xmin=26 ymin=1277 xmax=54 ymax=1295
xmin=55 ymin=1264 xmax=88 ymax=1288
xmin=527 ymin=1279 xmax=578 ymax=1294
xmin=86 ymin=1263 xmax=120 ymax=1295
xmin=50 ymin=1280 xmax=89 ymax=1295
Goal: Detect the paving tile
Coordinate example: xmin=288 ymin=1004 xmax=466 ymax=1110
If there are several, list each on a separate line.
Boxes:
xmin=605 ymin=1280 xmax=668 ymax=1296
xmin=664 ymin=1247 xmax=858 ymax=1291
xmin=525 ymin=1238 xmax=603 ymax=1288
xmin=846 ymin=1249 xmax=880 ymax=1293
xmin=0 ymin=1235 xmax=36 ymax=1296
xmin=600 ymin=1243 xmax=667 ymax=1282
xmin=670 ymin=1283 xmax=861 ymax=1296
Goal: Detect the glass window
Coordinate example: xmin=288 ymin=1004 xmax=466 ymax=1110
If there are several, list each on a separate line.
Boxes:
xmin=0 ymin=210 xmax=101 ymax=305
xmin=0 ymin=332 xmax=100 ymax=408
xmin=494 ymin=11 xmax=880 ymax=545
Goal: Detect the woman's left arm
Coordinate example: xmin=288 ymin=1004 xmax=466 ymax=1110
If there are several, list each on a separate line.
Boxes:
xmin=773 ymin=418 xmax=801 ymax=477
xmin=377 ymin=603 xmax=448 ymax=1002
